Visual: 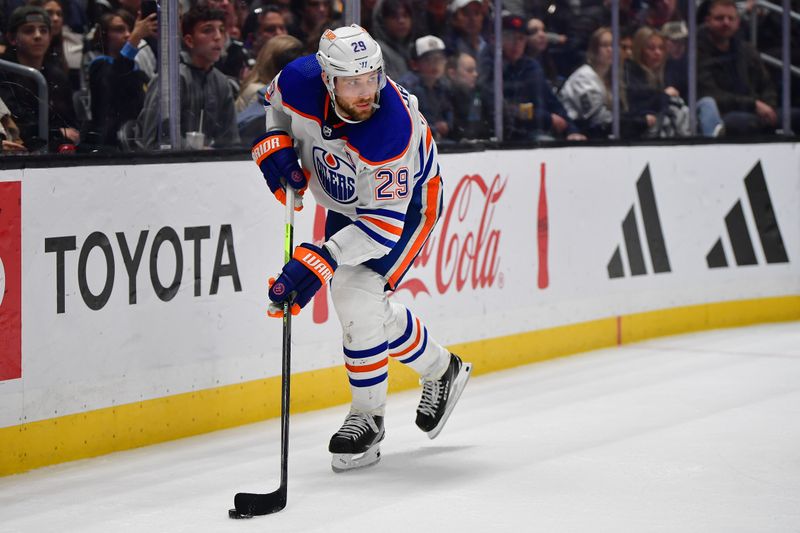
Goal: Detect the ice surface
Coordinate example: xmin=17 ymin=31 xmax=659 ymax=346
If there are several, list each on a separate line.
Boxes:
xmin=1 ymin=322 xmax=799 ymax=533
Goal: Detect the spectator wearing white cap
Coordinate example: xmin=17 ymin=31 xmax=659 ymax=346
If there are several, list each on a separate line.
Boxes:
xmin=398 ymin=35 xmax=453 ymax=141
xmin=444 ymin=0 xmax=487 ymax=60
xmin=662 ymin=20 xmax=725 ymax=137
xmin=662 ymin=20 xmax=687 ymax=99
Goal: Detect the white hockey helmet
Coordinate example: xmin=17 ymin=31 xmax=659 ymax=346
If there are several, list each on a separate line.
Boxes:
xmin=316 ymin=24 xmax=386 ymax=121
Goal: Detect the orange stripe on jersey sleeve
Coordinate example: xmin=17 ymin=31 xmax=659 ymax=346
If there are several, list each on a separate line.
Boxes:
xmin=360 ymin=215 xmax=403 ymax=236
xmin=387 ymin=176 xmax=441 ymax=289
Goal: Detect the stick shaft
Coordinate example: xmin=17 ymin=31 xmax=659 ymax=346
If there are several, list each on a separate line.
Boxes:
xmin=279 ymin=187 xmax=295 ymax=493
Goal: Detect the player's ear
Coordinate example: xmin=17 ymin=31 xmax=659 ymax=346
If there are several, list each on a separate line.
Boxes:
xmin=183 ymin=33 xmax=194 ymax=50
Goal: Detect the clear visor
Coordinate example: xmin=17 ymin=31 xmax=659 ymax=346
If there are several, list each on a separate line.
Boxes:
xmin=333 ymin=70 xmax=386 ymax=98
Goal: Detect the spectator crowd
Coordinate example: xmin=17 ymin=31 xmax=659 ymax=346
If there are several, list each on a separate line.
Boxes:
xmin=0 ymin=0 xmax=797 ymax=154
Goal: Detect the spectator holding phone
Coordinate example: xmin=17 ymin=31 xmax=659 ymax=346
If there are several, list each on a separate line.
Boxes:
xmin=87 ymin=9 xmax=154 ymax=148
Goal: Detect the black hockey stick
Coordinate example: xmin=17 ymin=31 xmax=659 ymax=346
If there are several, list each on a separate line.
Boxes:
xmin=229 ymin=187 xmax=296 ymax=518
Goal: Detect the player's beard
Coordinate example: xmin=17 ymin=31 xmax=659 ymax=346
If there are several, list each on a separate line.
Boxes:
xmin=336 ymin=95 xmax=376 ymax=122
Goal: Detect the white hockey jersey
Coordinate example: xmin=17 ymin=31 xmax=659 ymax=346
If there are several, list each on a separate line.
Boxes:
xmin=263 ymin=55 xmax=442 ymax=286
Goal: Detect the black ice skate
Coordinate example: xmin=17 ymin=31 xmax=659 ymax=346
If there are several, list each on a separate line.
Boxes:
xmin=416 ymin=353 xmax=472 ymax=439
xmin=329 ymin=411 xmax=385 ymax=473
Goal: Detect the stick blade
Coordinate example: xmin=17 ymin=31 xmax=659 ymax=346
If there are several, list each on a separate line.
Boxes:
xmin=232 ymin=490 xmax=287 ymax=517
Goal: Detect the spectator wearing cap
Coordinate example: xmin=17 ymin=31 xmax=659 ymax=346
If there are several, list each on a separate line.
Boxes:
xmin=371 ymin=0 xmax=413 ymax=81
xmin=444 ymin=0 xmax=487 ymax=60
xmin=479 ymin=13 xmax=585 ymax=141
xmin=662 ymin=20 xmax=687 ymax=98
xmin=665 ymin=21 xmax=725 ymax=139
xmin=398 ymin=35 xmax=453 ymax=141
xmin=0 ymin=5 xmax=79 ymax=151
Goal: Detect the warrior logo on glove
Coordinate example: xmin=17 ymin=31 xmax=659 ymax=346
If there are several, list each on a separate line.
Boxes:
xmin=252 ymin=131 xmax=308 ymax=210
xmin=299 ymin=249 xmax=335 ymax=283
xmin=267 ymin=243 xmax=337 ymax=317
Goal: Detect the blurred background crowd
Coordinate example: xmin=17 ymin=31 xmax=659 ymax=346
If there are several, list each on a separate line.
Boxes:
xmin=0 ymin=0 xmax=797 ymax=154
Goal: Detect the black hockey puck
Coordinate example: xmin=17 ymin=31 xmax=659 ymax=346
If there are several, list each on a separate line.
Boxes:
xmin=228 ymin=508 xmax=253 ymax=519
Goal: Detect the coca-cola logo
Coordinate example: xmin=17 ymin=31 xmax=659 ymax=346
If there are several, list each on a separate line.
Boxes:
xmin=307 ymin=173 xmax=506 ymax=323
xmin=402 ymin=173 xmax=505 ymax=295
xmin=312 ymin=174 xmax=508 ymax=324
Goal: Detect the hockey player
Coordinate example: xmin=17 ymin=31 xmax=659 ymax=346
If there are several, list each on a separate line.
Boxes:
xmin=251 ymin=24 xmax=472 ymax=472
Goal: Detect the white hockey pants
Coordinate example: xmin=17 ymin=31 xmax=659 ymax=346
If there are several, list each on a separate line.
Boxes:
xmin=330 ymin=264 xmax=451 ymax=415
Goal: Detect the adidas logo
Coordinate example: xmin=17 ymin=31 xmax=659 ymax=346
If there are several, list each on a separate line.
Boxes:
xmin=707 ymin=161 xmax=789 ymax=268
xmin=608 ymin=165 xmax=671 ymax=279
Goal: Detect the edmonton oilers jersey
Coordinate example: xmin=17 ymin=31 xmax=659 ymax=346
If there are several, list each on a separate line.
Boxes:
xmin=264 ymin=55 xmax=441 ymax=267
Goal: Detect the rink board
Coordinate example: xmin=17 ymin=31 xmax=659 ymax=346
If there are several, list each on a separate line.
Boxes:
xmin=1 ymin=142 xmax=798 ymax=475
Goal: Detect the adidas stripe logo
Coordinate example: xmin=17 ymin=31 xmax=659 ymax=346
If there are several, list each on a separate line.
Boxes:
xmin=707 ymin=161 xmax=789 ymax=268
xmin=608 ymin=165 xmax=671 ymax=279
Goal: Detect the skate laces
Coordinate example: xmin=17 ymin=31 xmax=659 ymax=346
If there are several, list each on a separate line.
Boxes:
xmin=418 ymin=378 xmax=442 ymax=418
xmin=336 ymin=412 xmax=377 ymax=439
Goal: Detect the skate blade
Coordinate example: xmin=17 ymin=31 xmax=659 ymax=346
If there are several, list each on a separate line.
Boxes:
xmin=331 ymin=446 xmax=381 ymax=473
xmin=427 ymin=362 xmax=472 ymax=440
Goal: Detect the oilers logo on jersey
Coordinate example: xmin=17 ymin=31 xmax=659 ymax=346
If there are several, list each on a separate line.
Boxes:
xmin=313 ymin=146 xmax=357 ymax=204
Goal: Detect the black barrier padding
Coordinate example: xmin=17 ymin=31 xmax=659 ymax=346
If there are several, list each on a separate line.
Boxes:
xmin=0 ymin=137 xmax=798 ymax=170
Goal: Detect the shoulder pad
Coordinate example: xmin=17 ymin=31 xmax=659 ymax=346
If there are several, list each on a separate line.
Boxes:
xmin=345 ymin=82 xmax=413 ymax=165
xmin=278 ymin=55 xmax=327 ymax=122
